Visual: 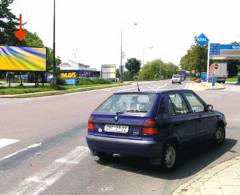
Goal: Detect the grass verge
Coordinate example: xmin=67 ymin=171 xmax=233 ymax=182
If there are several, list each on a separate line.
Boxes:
xmin=0 ymin=83 xmax=128 ymax=98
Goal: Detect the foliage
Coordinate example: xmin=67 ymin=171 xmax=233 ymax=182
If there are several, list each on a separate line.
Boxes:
xmin=180 ymin=44 xmax=208 ymax=73
xmin=24 ymin=31 xmax=44 ymax=47
xmin=137 ymin=59 xmax=178 ymax=81
xmin=125 ymin=58 xmax=141 ymax=80
xmin=0 ymin=0 xmax=21 ymax=45
xmin=76 ymin=78 xmax=112 ymax=85
xmin=93 ymin=78 xmax=112 ymax=84
xmin=55 ymin=77 xmax=66 ymax=85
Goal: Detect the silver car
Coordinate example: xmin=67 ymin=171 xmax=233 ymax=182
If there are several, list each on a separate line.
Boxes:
xmin=172 ymin=74 xmax=182 ymax=84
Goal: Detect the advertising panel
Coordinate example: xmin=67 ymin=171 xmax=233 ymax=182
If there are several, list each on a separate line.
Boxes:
xmin=0 ymin=46 xmax=47 ymax=71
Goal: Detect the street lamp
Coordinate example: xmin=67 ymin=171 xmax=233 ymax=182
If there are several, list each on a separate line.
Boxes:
xmin=120 ymin=22 xmax=138 ymax=82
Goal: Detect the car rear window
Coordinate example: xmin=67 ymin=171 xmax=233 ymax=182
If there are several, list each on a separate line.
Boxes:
xmin=173 ymin=75 xmax=180 ymax=78
xmin=95 ymin=93 xmax=156 ymax=114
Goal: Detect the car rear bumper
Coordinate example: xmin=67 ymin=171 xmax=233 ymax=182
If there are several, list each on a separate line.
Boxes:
xmin=86 ymin=134 xmax=163 ymax=158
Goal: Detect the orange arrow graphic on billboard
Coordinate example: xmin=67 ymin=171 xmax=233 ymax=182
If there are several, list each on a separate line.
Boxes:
xmin=15 ymin=14 xmax=27 ymax=41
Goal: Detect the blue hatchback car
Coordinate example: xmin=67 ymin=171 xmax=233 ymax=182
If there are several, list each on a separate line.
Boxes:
xmin=86 ymin=89 xmax=226 ymax=170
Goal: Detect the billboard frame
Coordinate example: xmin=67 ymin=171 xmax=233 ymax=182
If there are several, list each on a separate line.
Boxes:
xmin=0 ymin=45 xmax=47 ymax=72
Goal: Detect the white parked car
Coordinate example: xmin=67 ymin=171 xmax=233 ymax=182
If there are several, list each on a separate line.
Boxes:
xmin=172 ymin=74 xmax=182 ymax=84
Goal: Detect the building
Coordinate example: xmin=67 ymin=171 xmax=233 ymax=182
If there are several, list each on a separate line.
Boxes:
xmin=101 ymin=64 xmax=116 ymax=80
xmin=60 ymin=60 xmax=100 ymax=80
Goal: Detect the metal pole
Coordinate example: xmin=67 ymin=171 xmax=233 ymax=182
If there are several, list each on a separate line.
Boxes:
xmin=120 ymin=28 xmax=123 ymax=82
xmin=53 ymin=0 xmax=56 ymax=85
xmin=206 ymin=42 xmax=210 ymax=83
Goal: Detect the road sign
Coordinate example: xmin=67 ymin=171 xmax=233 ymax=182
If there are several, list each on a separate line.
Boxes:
xmin=195 ymin=33 xmax=209 ymax=47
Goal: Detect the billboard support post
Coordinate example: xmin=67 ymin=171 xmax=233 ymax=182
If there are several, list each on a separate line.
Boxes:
xmin=20 ymin=72 xmax=23 ymax=87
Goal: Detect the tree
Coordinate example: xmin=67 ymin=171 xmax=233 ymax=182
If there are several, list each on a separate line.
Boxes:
xmin=24 ymin=32 xmax=44 ymax=47
xmin=180 ymin=44 xmax=208 ymax=74
xmin=125 ymin=58 xmax=141 ymax=80
xmin=0 ymin=0 xmax=23 ymax=45
xmin=137 ymin=59 xmax=178 ymax=81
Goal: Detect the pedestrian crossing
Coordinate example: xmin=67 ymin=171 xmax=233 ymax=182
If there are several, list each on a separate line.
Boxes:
xmin=0 ymin=137 xmax=90 ymax=195
xmin=6 ymin=146 xmax=89 ymax=195
xmin=0 ymin=138 xmax=19 ymax=149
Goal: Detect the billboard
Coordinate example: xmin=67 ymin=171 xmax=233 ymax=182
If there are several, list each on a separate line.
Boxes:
xmin=0 ymin=46 xmax=47 ymax=71
xmin=101 ymin=64 xmax=116 ymax=80
xmin=210 ymin=43 xmax=240 ymax=60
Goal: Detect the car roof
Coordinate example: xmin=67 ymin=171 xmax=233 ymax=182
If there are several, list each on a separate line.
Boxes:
xmin=114 ymin=89 xmax=194 ymax=95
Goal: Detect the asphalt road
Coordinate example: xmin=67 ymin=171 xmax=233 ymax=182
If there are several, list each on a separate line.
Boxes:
xmin=0 ymin=80 xmax=239 ymax=195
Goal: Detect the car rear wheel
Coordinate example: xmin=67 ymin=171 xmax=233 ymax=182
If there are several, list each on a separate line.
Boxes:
xmin=161 ymin=143 xmax=177 ymax=171
xmin=96 ymin=152 xmax=113 ymax=162
xmin=214 ymin=125 xmax=225 ymax=145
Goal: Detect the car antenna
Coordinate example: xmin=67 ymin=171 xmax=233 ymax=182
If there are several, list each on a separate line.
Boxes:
xmin=137 ymin=82 xmax=140 ymax=92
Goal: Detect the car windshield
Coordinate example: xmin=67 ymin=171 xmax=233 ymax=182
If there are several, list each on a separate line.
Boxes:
xmin=95 ymin=93 xmax=156 ymax=114
xmin=173 ymin=75 xmax=180 ymax=78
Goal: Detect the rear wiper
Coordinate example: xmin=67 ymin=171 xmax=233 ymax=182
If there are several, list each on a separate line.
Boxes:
xmin=126 ymin=110 xmax=148 ymax=113
xmin=116 ymin=111 xmax=125 ymax=115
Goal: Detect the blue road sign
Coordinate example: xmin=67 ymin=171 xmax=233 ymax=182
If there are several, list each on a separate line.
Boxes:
xmin=195 ymin=33 xmax=209 ymax=47
xmin=210 ymin=43 xmax=240 ymax=59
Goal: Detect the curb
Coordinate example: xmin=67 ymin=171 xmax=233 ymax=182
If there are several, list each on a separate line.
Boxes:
xmin=188 ymin=83 xmax=225 ymax=91
xmin=172 ymin=156 xmax=240 ymax=195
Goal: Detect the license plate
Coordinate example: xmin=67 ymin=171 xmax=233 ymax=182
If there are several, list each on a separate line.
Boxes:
xmin=104 ymin=124 xmax=129 ymax=133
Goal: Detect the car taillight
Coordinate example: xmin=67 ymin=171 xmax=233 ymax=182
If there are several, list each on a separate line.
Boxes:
xmin=87 ymin=116 xmax=95 ymax=131
xmin=142 ymin=119 xmax=158 ymax=135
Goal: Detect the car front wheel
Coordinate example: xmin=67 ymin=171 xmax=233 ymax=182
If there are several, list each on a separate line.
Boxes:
xmin=214 ymin=125 xmax=225 ymax=145
xmin=161 ymin=143 xmax=177 ymax=171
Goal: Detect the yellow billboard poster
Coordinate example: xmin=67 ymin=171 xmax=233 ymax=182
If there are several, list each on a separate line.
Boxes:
xmin=0 ymin=46 xmax=47 ymax=71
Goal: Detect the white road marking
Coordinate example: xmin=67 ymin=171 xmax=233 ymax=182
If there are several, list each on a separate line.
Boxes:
xmin=0 ymin=142 xmax=42 ymax=162
xmin=0 ymin=139 xmax=19 ymax=149
xmin=6 ymin=146 xmax=89 ymax=195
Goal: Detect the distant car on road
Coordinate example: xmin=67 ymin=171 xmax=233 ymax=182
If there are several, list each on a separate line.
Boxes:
xmin=86 ymin=90 xmax=226 ymax=171
xmin=172 ymin=74 xmax=182 ymax=84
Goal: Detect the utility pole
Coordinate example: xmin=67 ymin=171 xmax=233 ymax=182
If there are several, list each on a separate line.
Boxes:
xmin=120 ymin=28 xmax=123 ymax=82
xmin=52 ymin=0 xmax=56 ymax=86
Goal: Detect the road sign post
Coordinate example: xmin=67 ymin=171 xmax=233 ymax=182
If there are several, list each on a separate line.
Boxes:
xmin=195 ymin=33 xmax=210 ymax=83
xmin=207 ymin=42 xmax=210 ymax=83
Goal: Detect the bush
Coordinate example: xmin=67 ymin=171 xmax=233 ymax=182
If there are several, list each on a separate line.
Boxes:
xmin=76 ymin=78 xmax=112 ymax=85
xmin=55 ymin=77 xmax=66 ymax=85
xmin=92 ymin=79 xmax=112 ymax=84
xmin=76 ymin=78 xmax=94 ymax=85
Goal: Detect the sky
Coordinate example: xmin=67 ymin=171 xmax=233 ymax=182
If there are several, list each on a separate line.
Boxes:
xmin=11 ymin=0 xmax=240 ymax=70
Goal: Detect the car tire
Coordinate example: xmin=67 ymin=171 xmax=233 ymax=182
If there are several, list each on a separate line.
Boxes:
xmin=213 ymin=125 xmax=225 ymax=145
xmin=161 ymin=142 xmax=177 ymax=171
xmin=97 ymin=152 xmax=113 ymax=162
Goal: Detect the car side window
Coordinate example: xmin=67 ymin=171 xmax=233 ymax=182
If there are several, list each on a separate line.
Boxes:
xmin=183 ymin=93 xmax=205 ymax=113
xmin=168 ymin=93 xmax=188 ymax=115
xmin=168 ymin=99 xmax=175 ymax=116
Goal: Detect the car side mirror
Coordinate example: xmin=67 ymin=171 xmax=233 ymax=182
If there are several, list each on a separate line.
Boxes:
xmin=205 ymin=104 xmax=213 ymax=112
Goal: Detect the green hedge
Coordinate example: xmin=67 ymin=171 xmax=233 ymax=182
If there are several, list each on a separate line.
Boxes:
xmin=76 ymin=78 xmax=112 ymax=85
